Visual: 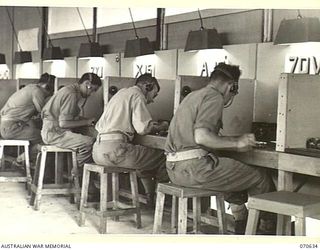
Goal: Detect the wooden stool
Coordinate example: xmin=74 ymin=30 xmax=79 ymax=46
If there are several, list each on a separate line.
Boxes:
xmin=79 ymin=163 xmax=142 ymax=234
xmin=245 ymin=191 xmax=320 ymax=236
xmin=30 ymin=145 xmax=81 ymax=210
xmin=0 ymin=139 xmax=31 ymax=192
xmin=153 ymin=183 xmax=227 ymax=234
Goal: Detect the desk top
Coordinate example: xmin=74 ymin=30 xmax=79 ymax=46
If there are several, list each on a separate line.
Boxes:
xmin=133 ymin=135 xmax=320 ymax=177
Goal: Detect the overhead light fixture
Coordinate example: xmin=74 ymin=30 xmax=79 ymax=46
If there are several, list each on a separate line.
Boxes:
xmin=77 ymin=7 xmax=103 ymax=58
xmin=42 ymin=46 xmax=64 ymax=61
xmin=79 ymin=42 xmax=102 ymax=58
xmin=14 ymin=51 xmax=32 ymax=64
xmin=0 ymin=53 xmax=6 ymax=65
xmin=37 ymin=8 xmax=64 ymax=61
xmin=6 ymin=7 xmax=32 ymax=64
xmin=185 ymin=9 xmax=222 ymax=52
xmin=124 ymin=8 xmax=154 ymax=58
xmin=274 ymin=11 xmax=320 ymax=45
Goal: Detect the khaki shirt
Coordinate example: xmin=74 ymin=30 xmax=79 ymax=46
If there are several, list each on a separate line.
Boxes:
xmin=95 ymin=86 xmax=152 ymax=141
xmin=0 ymin=84 xmax=46 ymax=122
xmin=41 ymin=83 xmax=82 ymax=126
xmin=164 ymin=84 xmax=224 ymax=153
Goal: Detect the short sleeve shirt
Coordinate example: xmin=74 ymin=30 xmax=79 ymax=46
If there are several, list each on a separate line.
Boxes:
xmin=95 ymin=86 xmax=152 ymax=141
xmin=41 ymin=83 xmax=82 ymax=124
xmin=164 ymin=84 xmax=224 ymax=153
xmin=0 ymin=84 xmax=46 ymax=122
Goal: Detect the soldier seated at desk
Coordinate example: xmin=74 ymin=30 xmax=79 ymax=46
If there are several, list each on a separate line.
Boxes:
xmin=93 ymin=73 xmax=169 ymax=206
xmin=164 ymin=63 xmax=277 ymax=234
xmin=0 ymin=73 xmax=56 ymax=167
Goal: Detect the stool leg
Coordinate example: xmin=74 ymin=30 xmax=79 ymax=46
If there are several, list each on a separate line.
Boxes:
xmin=0 ymin=145 xmax=4 ymax=170
xmin=24 ymin=145 xmax=31 ymax=195
xmin=71 ymin=151 xmax=81 ymax=206
xmin=171 ymin=196 xmax=178 ymax=233
xmin=79 ymin=168 xmax=90 ymax=226
xmin=178 ymin=197 xmax=188 ymax=234
xmin=34 ymin=150 xmax=47 ymax=211
xmin=245 ymin=208 xmax=260 ymax=235
xmin=99 ymin=172 xmax=108 ymax=234
xmin=112 ymin=172 xmax=119 ymax=221
xmin=129 ymin=171 xmax=141 ymax=229
xmin=295 ymin=217 xmax=306 ymax=236
xmin=30 ymin=151 xmax=41 ymax=206
xmin=216 ymin=195 xmax=227 ymax=234
xmin=55 ymin=152 xmax=63 ymax=184
xmin=277 ymin=214 xmax=292 ymax=235
xmin=153 ymin=191 xmax=165 ymax=234
xmin=192 ymin=197 xmax=201 ymax=233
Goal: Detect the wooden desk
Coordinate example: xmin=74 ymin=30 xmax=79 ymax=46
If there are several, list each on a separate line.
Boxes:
xmin=134 ymin=135 xmax=320 ymax=234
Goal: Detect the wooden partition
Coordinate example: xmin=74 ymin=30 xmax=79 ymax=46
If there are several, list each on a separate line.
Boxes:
xmin=105 ymin=76 xmax=175 ymax=121
xmin=175 ymin=75 xmax=255 ymax=136
xmin=0 ymin=80 xmax=17 ymax=110
xmin=54 ymin=77 xmax=78 ymax=93
xmin=17 ymin=78 xmax=38 ymax=91
xmin=277 ymin=73 xmax=320 ymax=151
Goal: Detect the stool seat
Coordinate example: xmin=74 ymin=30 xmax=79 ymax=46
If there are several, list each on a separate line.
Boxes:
xmin=0 ymin=139 xmax=30 ymax=146
xmin=30 ymin=144 xmax=81 ymax=210
xmin=153 ymin=183 xmax=227 ymax=234
xmin=245 ymin=191 xmax=320 ymax=235
xmin=79 ymin=163 xmax=142 ymax=234
xmin=36 ymin=144 xmax=75 ymax=152
xmin=0 ymin=139 xmax=31 ymax=192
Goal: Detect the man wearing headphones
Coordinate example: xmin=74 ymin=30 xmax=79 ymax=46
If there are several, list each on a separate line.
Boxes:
xmin=0 ymin=73 xmax=56 ymax=165
xmin=93 ymin=73 xmax=169 ymax=206
xmin=41 ymin=72 xmax=101 ymax=171
xmin=164 ymin=63 xmax=276 ymax=235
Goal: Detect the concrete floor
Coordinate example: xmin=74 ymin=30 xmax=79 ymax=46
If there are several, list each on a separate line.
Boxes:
xmin=0 ymin=182 xmax=221 ymax=236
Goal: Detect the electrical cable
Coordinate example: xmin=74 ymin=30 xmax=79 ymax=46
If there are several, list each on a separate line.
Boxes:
xmin=5 ymin=7 xmax=23 ymax=52
xmin=129 ymin=8 xmax=139 ymax=39
xmin=76 ymin=7 xmax=92 ymax=43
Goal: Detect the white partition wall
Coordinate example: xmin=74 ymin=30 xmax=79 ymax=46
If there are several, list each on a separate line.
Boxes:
xmin=120 ymin=49 xmax=178 ymax=79
xmin=104 ymin=53 xmax=121 ymax=77
xmin=42 ymin=57 xmax=77 ymax=78
xmin=14 ymin=62 xmax=40 ymax=79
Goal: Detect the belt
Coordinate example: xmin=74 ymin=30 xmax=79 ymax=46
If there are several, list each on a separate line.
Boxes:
xmin=97 ymin=133 xmax=128 ymax=142
xmin=166 ymin=149 xmax=208 ymax=162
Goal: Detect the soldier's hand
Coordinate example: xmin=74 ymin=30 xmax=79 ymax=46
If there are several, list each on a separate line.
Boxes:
xmin=236 ymin=133 xmax=256 ymax=152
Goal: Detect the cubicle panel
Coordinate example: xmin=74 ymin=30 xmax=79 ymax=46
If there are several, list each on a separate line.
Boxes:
xmin=222 ymin=79 xmax=254 ymax=136
xmin=105 ymin=76 xmax=175 ymax=121
xmin=175 ymin=75 xmax=254 ymax=136
xmin=17 ymin=78 xmax=38 ymax=91
xmin=82 ymin=84 xmax=104 ymax=122
xmin=0 ymin=80 xmax=17 ymax=110
xmin=276 ymin=73 xmax=320 ymax=151
xmin=105 ymin=76 xmax=136 ymax=103
xmin=147 ymin=79 xmax=175 ymax=121
xmin=55 ymin=77 xmax=78 ymax=93
xmin=174 ymin=75 xmax=208 ymax=113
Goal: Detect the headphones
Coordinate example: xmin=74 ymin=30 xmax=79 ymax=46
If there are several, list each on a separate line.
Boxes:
xmin=229 ymin=82 xmax=239 ymax=95
xmin=145 ymin=82 xmax=155 ymax=92
xmin=215 ymin=68 xmax=239 ymax=96
xmin=86 ymin=73 xmax=93 ymax=89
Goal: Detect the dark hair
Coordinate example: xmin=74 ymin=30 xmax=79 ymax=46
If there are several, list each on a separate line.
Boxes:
xmin=79 ymin=72 xmax=102 ymax=87
xmin=210 ymin=63 xmax=241 ymax=83
xmin=135 ymin=73 xmax=160 ymax=92
xmin=39 ymin=72 xmax=56 ymax=85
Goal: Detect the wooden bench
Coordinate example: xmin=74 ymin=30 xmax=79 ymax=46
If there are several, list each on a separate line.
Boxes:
xmin=153 ymin=183 xmax=227 ymax=234
xmin=0 ymin=139 xmax=31 ymax=192
xmin=245 ymin=191 xmax=320 ymax=235
xmin=79 ymin=163 xmax=142 ymax=234
xmin=30 ymin=145 xmax=81 ymax=210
